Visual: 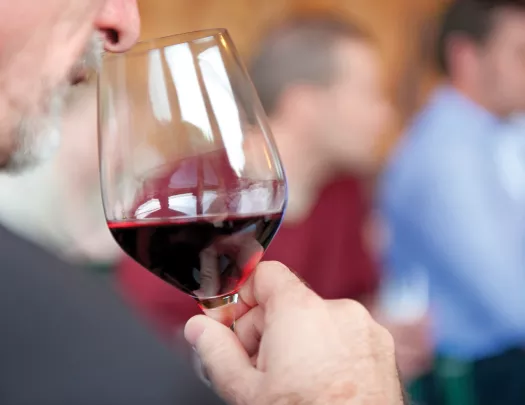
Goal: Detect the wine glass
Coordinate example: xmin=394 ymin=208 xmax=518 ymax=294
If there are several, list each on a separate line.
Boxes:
xmin=98 ymin=29 xmax=287 ymax=321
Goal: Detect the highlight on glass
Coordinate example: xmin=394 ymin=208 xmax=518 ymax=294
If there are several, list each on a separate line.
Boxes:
xmin=98 ymin=29 xmax=287 ymax=314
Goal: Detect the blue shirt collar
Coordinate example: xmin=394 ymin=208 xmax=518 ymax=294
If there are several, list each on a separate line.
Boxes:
xmin=430 ymin=84 xmax=502 ymax=127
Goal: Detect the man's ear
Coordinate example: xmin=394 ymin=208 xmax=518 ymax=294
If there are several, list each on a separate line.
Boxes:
xmin=446 ymin=34 xmax=479 ymax=79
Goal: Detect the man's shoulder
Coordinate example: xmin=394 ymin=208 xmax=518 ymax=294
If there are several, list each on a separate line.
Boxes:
xmin=389 ymin=92 xmax=490 ymax=179
xmin=380 ymin=103 xmax=473 ymax=214
xmin=0 ymin=225 xmax=222 ymax=405
xmin=0 ymin=223 xmax=61 ymax=266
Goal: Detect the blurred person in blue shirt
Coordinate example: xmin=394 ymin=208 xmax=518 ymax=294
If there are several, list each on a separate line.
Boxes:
xmin=379 ymin=1 xmax=525 ymax=404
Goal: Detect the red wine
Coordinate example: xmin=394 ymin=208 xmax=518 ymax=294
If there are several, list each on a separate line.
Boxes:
xmin=108 ymin=213 xmax=282 ymax=302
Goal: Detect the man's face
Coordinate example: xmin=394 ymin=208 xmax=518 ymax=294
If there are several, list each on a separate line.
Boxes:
xmin=320 ymin=39 xmax=392 ymax=173
xmin=478 ymin=9 xmax=525 ymax=116
xmin=0 ymin=0 xmax=140 ymax=172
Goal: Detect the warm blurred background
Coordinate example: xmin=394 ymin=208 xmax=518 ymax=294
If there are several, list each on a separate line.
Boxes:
xmin=139 ymin=0 xmax=444 ymax=156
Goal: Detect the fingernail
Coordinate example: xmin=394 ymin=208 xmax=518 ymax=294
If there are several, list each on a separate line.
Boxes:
xmin=184 ymin=315 xmax=208 ymax=346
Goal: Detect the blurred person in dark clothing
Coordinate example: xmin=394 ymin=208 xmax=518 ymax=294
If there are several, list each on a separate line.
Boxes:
xmin=118 ymin=14 xmax=390 ymax=328
xmin=0 ymin=1 xmax=406 ymax=404
xmin=379 ymin=1 xmax=525 ymax=404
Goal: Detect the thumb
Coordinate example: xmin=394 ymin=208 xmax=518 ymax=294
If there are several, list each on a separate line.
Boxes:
xmin=185 ymin=315 xmax=258 ymax=401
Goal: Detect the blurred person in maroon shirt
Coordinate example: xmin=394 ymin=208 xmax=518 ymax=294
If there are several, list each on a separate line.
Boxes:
xmin=117 ymin=14 xmax=392 ymax=336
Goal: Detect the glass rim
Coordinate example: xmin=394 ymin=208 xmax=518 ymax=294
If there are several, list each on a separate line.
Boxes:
xmin=104 ymin=28 xmax=229 ymax=60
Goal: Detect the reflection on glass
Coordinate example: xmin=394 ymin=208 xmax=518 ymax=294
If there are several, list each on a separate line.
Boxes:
xmin=99 ymin=29 xmax=287 ymax=314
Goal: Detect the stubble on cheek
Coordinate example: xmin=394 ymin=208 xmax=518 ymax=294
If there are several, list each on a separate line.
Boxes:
xmin=0 ymin=0 xmax=103 ymax=169
xmin=0 ymin=94 xmax=23 ymax=168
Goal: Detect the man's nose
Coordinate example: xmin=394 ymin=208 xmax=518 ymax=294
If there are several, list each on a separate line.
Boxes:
xmin=95 ymin=0 xmax=141 ymax=53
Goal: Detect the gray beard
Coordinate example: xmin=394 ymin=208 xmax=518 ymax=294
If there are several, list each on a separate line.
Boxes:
xmin=3 ymin=35 xmax=103 ymax=174
xmin=4 ymin=87 xmax=66 ymax=174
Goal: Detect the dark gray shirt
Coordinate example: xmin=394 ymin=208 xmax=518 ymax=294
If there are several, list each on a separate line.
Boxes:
xmin=0 ymin=225 xmax=223 ymax=405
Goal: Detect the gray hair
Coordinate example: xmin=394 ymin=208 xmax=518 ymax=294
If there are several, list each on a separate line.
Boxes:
xmin=249 ymin=14 xmax=372 ymax=116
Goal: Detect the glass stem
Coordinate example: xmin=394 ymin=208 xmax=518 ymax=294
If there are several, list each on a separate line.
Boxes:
xmin=197 ymin=292 xmax=239 ymax=330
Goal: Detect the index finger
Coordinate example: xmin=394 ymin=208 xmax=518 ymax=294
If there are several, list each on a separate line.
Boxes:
xmin=238 ymin=261 xmax=316 ymax=311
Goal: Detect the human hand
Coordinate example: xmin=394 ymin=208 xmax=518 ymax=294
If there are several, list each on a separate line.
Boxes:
xmin=185 ymin=262 xmax=405 ymax=405
xmin=376 ymin=314 xmax=433 ymax=382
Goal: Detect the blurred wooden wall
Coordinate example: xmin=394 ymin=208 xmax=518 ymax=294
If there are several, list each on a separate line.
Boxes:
xmin=138 ymin=0 xmax=445 ymax=158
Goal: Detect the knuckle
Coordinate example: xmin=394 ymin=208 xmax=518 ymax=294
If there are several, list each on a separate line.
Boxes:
xmin=375 ymin=323 xmax=396 ymax=353
xmin=292 ymin=287 xmax=320 ymax=308
xmin=330 ymin=299 xmax=376 ymax=335
xmin=258 ymin=260 xmax=292 ymax=276
xmin=268 ymin=280 xmax=313 ymax=311
xmin=339 ymin=299 xmax=371 ymax=320
xmin=253 ymin=261 xmax=287 ymax=288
